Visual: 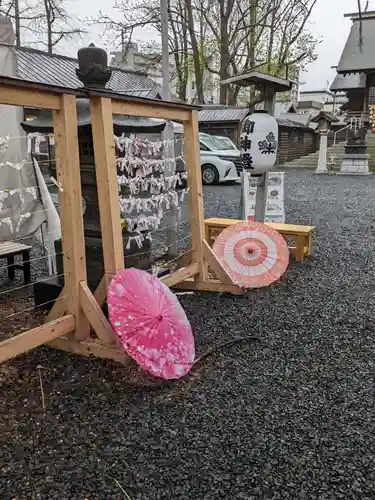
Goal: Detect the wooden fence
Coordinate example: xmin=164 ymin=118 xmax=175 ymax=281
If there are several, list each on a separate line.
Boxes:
xmin=0 ymin=77 xmax=243 ymax=365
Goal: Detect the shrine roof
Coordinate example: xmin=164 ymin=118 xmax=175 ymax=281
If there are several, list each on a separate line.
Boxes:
xmin=337 ymin=12 xmax=375 ymax=74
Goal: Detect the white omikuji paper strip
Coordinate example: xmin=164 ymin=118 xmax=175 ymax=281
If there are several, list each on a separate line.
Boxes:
xmin=115 ymin=135 xmax=189 ymax=244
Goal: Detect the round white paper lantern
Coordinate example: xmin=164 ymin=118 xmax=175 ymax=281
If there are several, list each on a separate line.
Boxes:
xmin=240 ymin=110 xmax=279 ymax=174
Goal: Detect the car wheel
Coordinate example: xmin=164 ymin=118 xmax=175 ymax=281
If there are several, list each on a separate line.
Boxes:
xmin=202 ymin=164 xmax=220 ymax=185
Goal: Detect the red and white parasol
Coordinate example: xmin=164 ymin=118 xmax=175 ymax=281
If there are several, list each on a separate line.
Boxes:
xmin=213 ymin=221 xmax=289 ymax=288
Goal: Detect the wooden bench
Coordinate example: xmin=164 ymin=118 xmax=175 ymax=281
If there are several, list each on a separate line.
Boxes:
xmin=205 ymin=218 xmax=315 ymax=262
xmin=0 ymin=241 xmax=32 ymax=284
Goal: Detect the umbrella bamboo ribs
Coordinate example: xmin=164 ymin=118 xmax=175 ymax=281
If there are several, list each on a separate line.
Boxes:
xmin=0 ymin=76 xmax=240 ymax=366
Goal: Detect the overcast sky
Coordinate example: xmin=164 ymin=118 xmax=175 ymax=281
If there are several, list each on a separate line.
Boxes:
xmin=66 ymin=0 xmax=366 ymax=92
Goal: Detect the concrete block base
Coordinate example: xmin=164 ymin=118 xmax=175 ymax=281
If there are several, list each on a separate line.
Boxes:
xmin=339 ymin=154 xmax=370 ymax=175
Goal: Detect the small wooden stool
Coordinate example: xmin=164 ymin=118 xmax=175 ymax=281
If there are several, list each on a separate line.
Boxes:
xmin=0 ymin=241 xmax=32 ymax=284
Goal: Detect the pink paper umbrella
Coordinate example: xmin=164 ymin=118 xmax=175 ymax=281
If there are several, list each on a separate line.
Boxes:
xmin=108 ymin=268 xmax=195 ymax=380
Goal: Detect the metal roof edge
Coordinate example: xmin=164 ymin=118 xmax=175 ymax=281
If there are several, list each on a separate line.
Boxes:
xmin=0 ymin=75 xmax=200 ymax=110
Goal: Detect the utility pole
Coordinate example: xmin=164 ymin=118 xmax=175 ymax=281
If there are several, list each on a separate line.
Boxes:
xmin=160 ymin=0 xmax=179 ymax=257
xmin=14 ymin=0 xmax=21 ymax=47
xmin=160 ymin=0 xmax=169 ymax=102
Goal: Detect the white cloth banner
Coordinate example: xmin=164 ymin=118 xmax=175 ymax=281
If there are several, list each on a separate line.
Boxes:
xmin=33 ymin=158 xmax=61 ymax=274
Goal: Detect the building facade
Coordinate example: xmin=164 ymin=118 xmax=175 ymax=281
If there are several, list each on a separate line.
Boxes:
xmin=110 ymin=43 xmax=217 ymax=104
xmin=299 ymin=90 xmax=347 ymax=115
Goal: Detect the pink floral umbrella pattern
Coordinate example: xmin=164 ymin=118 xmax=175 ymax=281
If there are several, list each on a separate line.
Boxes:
xmin=108 ymin=268 xmax=195 ymax=380
xmin=213 ymin=221 xmax=289 ymax=288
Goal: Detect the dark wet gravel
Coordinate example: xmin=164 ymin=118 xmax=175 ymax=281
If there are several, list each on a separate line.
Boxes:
xmin=2 ymin=169 xmax=375 ymax=499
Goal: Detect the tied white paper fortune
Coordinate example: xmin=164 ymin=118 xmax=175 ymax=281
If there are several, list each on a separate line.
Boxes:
xmin=119 ymin=190 xmax=180 ymax=214
xmin=0 ymin=212 xmax=32 ymax=233
xmin=27 ymin=132 xmax=47 ymax=154
xmin=121 ymin=188 xmax=189 ymax=232
xmin=15 ymin=212 xmax=31 ymax=233
xmin=0 ymin=159 xmax=27 ymax=171
xmin=0 ymin=136 xmax=9 ymax=154
xmin=125 ymin=231 xmax=153 ymax=250
xmin=0 ymin=217 xmax=13 ymax=231
xmin=117 ymin=173 xmax=185 ymax=195
xmin=115 ymin=135 xmax=188 ymax=237
xmin=0 ymin=186 xmax=38 ymax=212
xmin=115 ymin=135 xmax=172 ymax=156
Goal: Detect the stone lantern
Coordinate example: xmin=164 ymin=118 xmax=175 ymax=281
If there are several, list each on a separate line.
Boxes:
xmin=310 ymin=111 xmax=339 ymax=174
xmin=76 ymin=44 xmax=112 ymax=89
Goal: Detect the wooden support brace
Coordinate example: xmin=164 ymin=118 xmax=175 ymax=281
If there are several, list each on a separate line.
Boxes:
xmin=0 ymin=315 xmax=75 ymax=363
xmin=44 ymin=287 xmax=67 ymax=323
xmin=202 ymin=240 xmax=233 ymax=284
xmin=48 ymin=336 xmax=129 ymax=364
xmin=93 ymin=277 xmax=108 ymax=308
xmin=161 ymin=262 xmax=199 ymax=287
xmin=79 ymin=281 xmax=116 ymax=346
xmin=174 ymin=279 xmax=245 ymax=295
xmin=173 ymin=248 xmax=193 ymax=268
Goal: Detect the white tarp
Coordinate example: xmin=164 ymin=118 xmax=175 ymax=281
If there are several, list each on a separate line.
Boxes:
xmin=0 ymin=17 xmax=45 ymax=242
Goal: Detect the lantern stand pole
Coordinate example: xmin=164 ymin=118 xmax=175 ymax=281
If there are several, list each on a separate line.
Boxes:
xmin=254 ymin=85 xmax=276 ymax=223
xmin=221 ymin=72 xmax=292 ymax=224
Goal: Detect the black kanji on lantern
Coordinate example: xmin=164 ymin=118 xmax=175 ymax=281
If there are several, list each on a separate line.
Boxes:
xmin=243 ymin=120 xmax=255 ymax=134
xmin=242 ymin=153 xmax=253 ymax=169
xmin=240 ymin=136 xmax=252 ymax=151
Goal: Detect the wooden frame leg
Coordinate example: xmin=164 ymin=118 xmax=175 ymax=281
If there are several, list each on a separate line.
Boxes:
xmin=295 ymin=235 xmax=306 ymax=262
xmin=307 ymin=233 xmax=313 ymax=257
xmin=22 ymin=250 xmax=31 ymax=284
xmin=7 ymin=255 xmax=15 ymax=280
xmin=53 ymin=94 xmax=90 ymax=340
xmin=184 ymin=111 xmax=208 ymax=282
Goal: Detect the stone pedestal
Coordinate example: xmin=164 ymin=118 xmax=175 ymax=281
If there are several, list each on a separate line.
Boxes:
xmin=338 ymin=142 xmax=370 ymax=175
xmin=338 ymin=154 xmax=370 ymax=175
xmin=315 ymin=132 xmax=328 ymax=174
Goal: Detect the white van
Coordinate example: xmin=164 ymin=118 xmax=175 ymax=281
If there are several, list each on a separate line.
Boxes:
xmin=199 ymin=133 xmax=241 ymax=185
xmin=175 ymin=131 xmax=241 ymax=185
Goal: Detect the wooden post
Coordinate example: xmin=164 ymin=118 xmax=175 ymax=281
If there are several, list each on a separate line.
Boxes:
xmin=90 ymin=97 xmax=124 ymax=288
xmin=183 ymin=110 xmax=207 ymax=281
xmin=53 ymin=95 xmax=90 ymax=340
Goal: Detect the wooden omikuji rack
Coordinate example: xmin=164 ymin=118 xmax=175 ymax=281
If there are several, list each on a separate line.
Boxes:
xmin=0 ymin=77 xmax=243 ymax=365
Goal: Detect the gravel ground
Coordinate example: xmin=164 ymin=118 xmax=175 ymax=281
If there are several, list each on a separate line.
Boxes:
xmin=2 ymin=169 xmax=375 ymax=499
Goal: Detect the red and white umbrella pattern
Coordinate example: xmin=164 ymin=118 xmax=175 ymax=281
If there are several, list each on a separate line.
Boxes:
xmin=213 ymin=221 xmax=289 ymax=288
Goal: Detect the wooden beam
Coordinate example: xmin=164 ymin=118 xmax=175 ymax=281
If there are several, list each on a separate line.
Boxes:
xmin=0 ymin=87 xmax=61 ymax=110
xmin=79 ymin=281 xmax=116 ymax=345
xmin=90 ymin=97 xmax=124 ymax=278
xmin=93 ymin=276 xmax=108 ymax=307
xmin=52 ymin=95 xmax=90 ymax=340
xmin=202 ymin=240 xmax=233 ymax=284
xmin=173 ymin=279 xmax=245 ymax=295
xmin=49 ymin=336 xmax=130 ymax=364
xmin=44 ymin=287 xmax=67 ymax=323
xmin=161 ymin=262 xmax=199 ymax=287
xmin=184 ymin=111 xmax=207 ymax=281
xmin=173 ymin=248 xmax=193 ymax=268
xmin=111 ymin=100 xmax=190 ymax=122
xmin=0 ymin=315 xmax=75 ymax=363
